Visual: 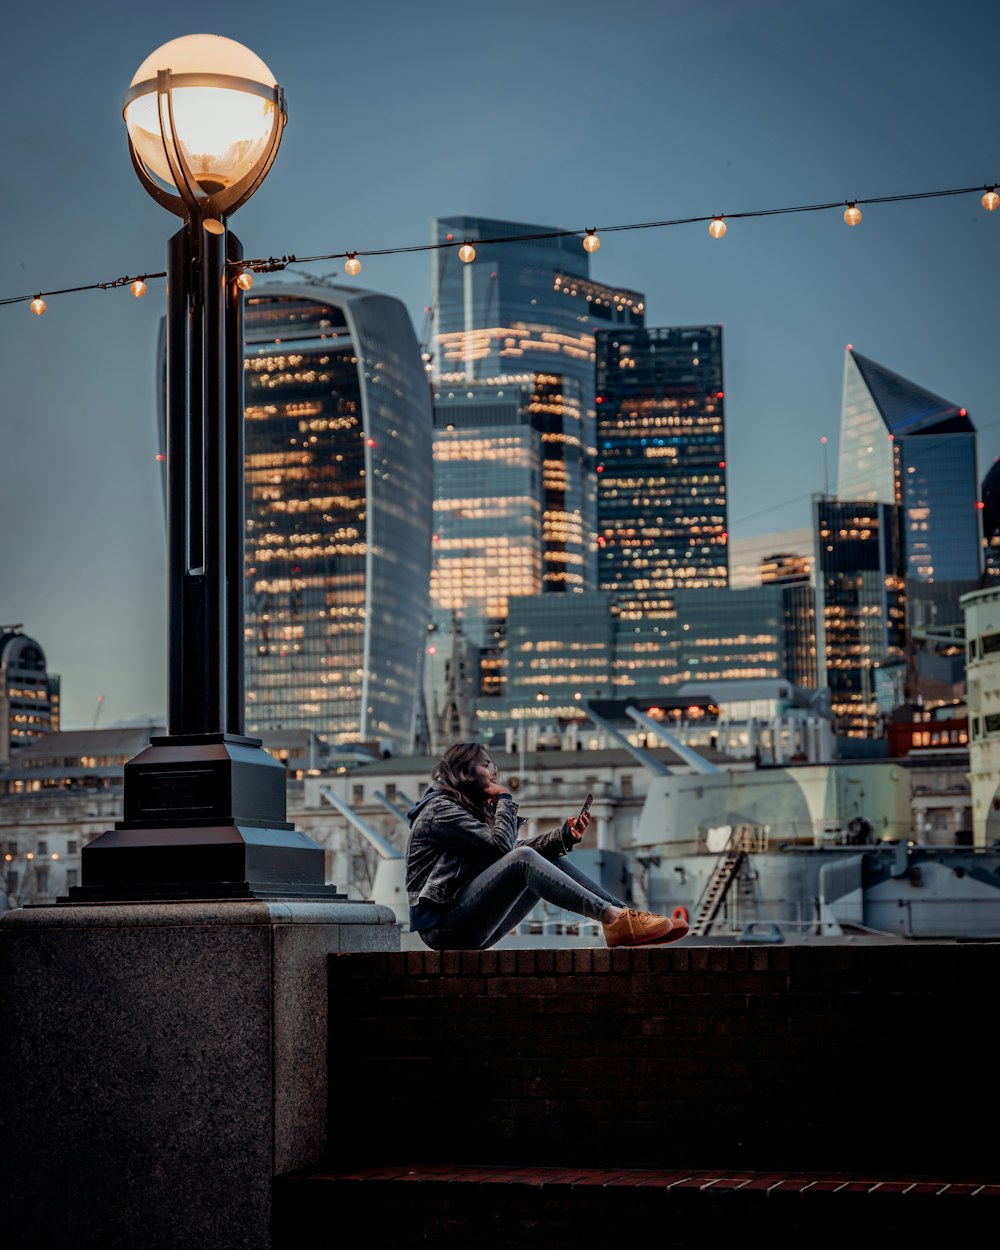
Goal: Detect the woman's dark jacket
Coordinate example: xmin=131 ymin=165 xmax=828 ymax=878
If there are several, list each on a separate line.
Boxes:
xmin=405 ymin=789 xmax=575 ymax=931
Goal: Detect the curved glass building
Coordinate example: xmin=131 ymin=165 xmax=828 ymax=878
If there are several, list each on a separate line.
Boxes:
xmin=240 ymin=283 xmax=433 ymax=752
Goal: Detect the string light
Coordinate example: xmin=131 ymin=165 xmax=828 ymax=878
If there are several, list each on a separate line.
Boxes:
xmin=235 ymin=271 xmax=254 ymax=291
xmin=131 ymin=278 xmax=147 ymax=297
xmin=582 ymin=229 xmax=600 ymax=253
xmin=3 ymin=179 xmax=997 ymax=312
xmin=844 ymin=202 xmax=862 ymax=226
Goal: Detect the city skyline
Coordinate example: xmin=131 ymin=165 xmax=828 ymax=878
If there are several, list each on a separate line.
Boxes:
xmin=1 ymin=0 xmax=997 ymax=728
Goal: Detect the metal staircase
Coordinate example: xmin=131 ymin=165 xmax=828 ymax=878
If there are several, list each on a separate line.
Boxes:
xmin=690 ymin=836 xmax=746 ymax=936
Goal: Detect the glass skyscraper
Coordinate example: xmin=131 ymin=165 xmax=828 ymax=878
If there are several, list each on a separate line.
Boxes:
xmin=595 ymin=325 xmax=728 ymax=598
xmin=227 ymin=283 xmax=431 ymax=752
xmin=981 ymin=458 xmax=1000 ymax=583
xmin=837 ymin=347 xmax=980 ymax=584
xmin=814 ymin=498 xmax=906 ymax=737
xmin=431 ymin=215 xmax=644 ymax=604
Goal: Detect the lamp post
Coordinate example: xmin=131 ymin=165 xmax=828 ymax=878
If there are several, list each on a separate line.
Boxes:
xmin=74 ymin=35 xmax=341 ymax=901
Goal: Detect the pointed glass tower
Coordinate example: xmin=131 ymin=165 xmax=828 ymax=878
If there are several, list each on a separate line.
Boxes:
xmin=837 ymin=348 xmax=980 ymax=583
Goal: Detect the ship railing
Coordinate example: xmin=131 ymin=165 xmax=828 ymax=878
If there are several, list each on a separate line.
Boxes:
xmin=695 ymin=823 xmax=771 ymax=855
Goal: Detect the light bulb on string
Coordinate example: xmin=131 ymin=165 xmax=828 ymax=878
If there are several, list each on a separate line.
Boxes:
xmin=344 ymin=254 xmax=362 ymax=276
xmin=235 ymin=271 xmax=254 ymax=291
xmin=30 ymin=296 xmax=46 ymax=315
xmin=582 ymin=229 xmax=600 ymax=254
xmin=131 ymin=278 xmax=148 ymax=298
xmin=983 ymin=186 xmax=999 ymax=212
xmin=708 ymin=217 xmax=726 ymax=239
xmin=458 ymin=241 xmax=476 ymax=264
xmin=844 ymin=202 xmax=862 ymax=227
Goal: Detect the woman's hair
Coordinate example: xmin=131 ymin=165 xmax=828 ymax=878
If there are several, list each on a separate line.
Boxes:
xmin=432 ymin=741 xmax=494 ymax=824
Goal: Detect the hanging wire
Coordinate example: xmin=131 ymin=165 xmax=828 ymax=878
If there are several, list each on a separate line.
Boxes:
xmin=2 ymin=180 xmax=996 ymax=310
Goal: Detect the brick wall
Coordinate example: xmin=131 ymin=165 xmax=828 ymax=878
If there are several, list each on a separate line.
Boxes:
xmin=328 ymin=944 xmax=996 ymax=1175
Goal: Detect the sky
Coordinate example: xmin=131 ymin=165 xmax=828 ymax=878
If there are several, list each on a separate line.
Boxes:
xmin=1 ymin=0 xmax=997 ymax=730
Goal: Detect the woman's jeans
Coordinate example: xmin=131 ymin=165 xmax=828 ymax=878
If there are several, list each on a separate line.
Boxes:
xmin=420 ymin=845 xmax=625 ymax=951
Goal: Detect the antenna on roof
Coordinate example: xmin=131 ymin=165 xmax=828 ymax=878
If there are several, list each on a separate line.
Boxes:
xmin=92 ymin=695 xmax=105 ymax=729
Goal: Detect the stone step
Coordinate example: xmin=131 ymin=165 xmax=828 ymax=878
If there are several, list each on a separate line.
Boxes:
xmin=274 ymin=1163 xmax=1000 ymax=1248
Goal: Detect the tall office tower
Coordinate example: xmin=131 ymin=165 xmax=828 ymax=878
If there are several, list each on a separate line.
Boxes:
xmin=237 ymin=282 xmax=432 ymax=752
xmin=837 ymin=347 xmax=981 ymax=587
xmin=814 ymin=499 xmax=906 ymax=737
xmin=0 ymin=627 xmax=59 ymax=764
xmin=981 ymin=459 xmax=1000 ymax=583
xmin=431 ymin=215 xmax=644 ymax=603
xmin=595 ymin=326 xmax=728 ymax=598
xmin=781 ymin=582 xmax=819 ymax=690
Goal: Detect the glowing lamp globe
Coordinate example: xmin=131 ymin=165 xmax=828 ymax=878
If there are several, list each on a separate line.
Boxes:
xmin=344 ymin=254 xmax=362 ymax=276
xmin=844 ymin=203 xmax=862 ymax=227
xmin=983 ymin=188 xmax=1000 ymax=212
xmin=708 ymin=217 xmax=726 ymax=239
xmin=582 ymin=230 xmax=601 ymax=253
xmin=124 ymin=34 xmax=286 ymax=220
xmin=458 ymin=242 xmax=476 ymax=264
xmin=235 ymin=271 xmax=254 ymax=291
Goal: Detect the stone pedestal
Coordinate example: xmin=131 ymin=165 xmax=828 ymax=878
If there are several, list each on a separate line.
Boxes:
xmin=0 ymin=899 xmax=399 ymax=1250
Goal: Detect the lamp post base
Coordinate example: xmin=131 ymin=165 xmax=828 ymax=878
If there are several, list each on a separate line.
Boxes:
xmin=69 ymin=733 xmax=342 ymax=904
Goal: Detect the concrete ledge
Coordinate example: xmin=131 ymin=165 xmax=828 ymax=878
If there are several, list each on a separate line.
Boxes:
xmin=0 ymin=899 xmax=399 ymax=1250
xmin=1 ymin=898 xmax=396 ymax=929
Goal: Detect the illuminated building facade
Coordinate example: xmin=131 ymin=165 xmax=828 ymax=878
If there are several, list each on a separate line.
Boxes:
xmin=595 ymin=325 xmax=728 ymax=597
xmin=981 ymin=459 xmax=1000 ymax=583
xmin=814 ymin=499 xmax=906 ymax=737
xmin=475 ymin=587 xmax=808 ymax=737
xmin=239 ymin=283 xmax=433 ymax=752
xmin=837 ymin=347 xmax=980 ymax=585
xmin=0 ymin=627 xmax=59 ymax=764
xmin=430 ymin=384 xmax=543 ymax=621
xmin=432 ymin=214 xmax=644 ymax=602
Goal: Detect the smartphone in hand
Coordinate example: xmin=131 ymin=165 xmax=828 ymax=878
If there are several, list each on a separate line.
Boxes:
xmin=579 ymin=793 xmax=593 ymax=819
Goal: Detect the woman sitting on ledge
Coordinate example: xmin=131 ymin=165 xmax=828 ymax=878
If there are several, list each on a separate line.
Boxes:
xmin=405 ymin=742 xmax=688 ymax=951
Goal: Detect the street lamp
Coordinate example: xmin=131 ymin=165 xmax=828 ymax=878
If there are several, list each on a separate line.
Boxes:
xmin=75 ymin=36 xmax=340 ymax=902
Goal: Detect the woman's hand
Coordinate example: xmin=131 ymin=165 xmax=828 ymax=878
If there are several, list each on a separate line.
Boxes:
xmin=568 ymin=811 xmax=591 ymax=842
xmin=483 ymin=780 xmax=506 ymax=799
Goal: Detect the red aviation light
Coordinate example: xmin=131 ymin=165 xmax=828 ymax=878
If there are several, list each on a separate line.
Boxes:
xmin=366 ymin=437 xmax=376 ymax=447
xmin=719 ymin=460 xmax=726 ymax=468
xmin=596 ymin=396 xmax=603 ymax=404
xmin=960 ymin=408 xmax=968 ymax=417
xmin=716 ymin=391 xmax=724 ymax=399
xmin=596 ymin=464 xmax=604 ymax=473
xmin=977 ymin=501 xmax=985 ymax=510
xmin=446 ymin=233 xmax=454 ymax=241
